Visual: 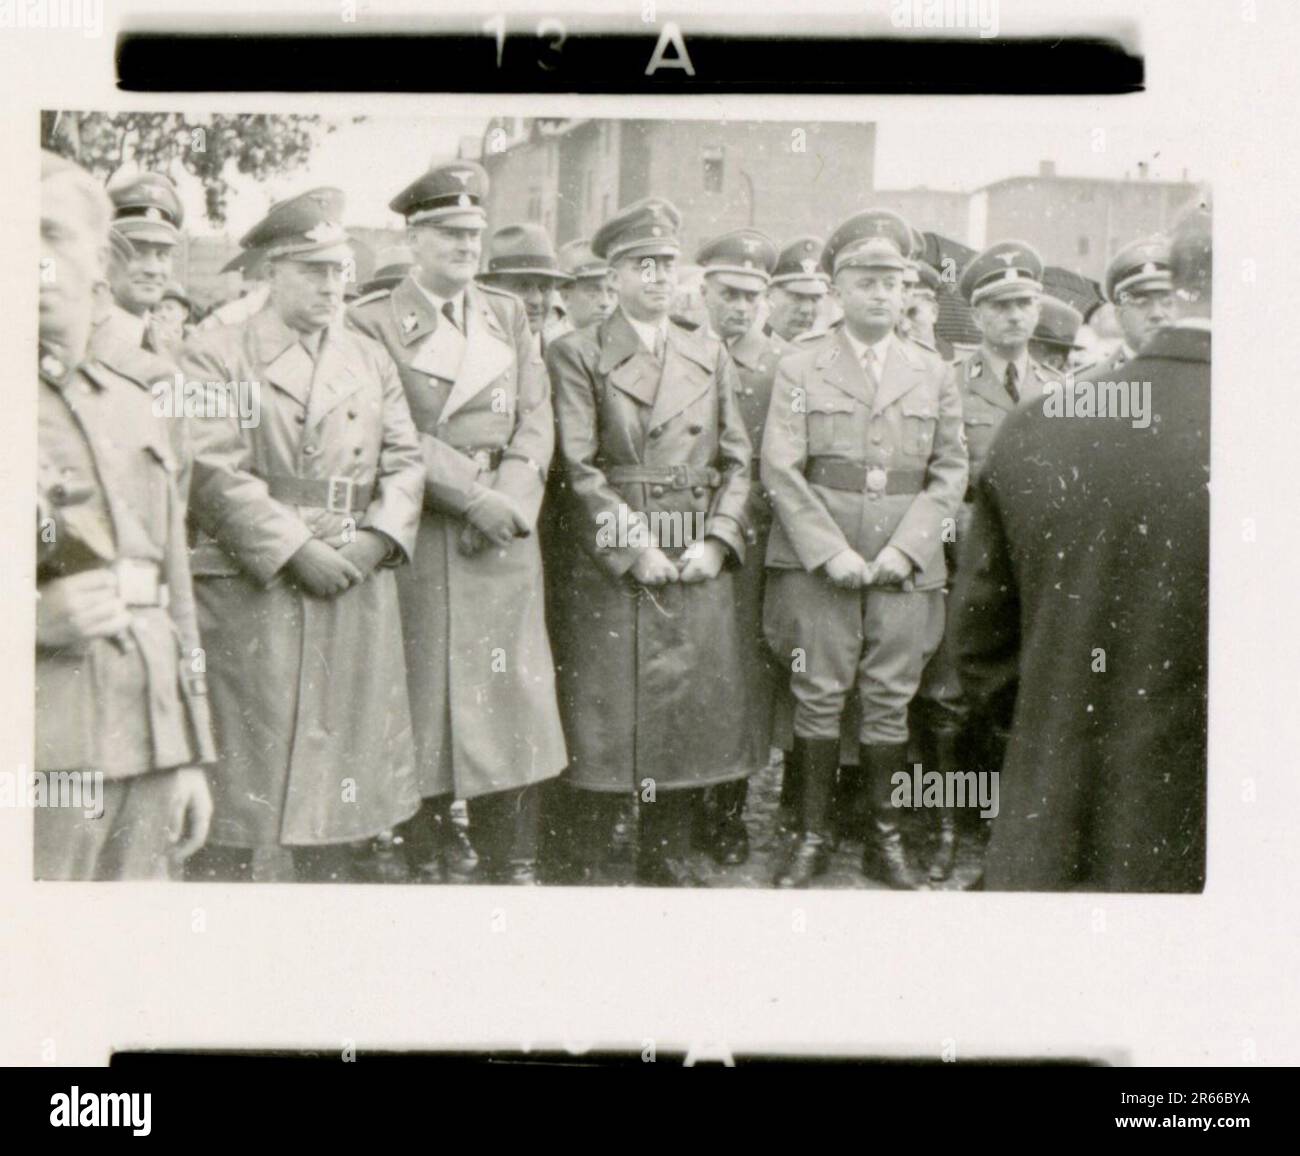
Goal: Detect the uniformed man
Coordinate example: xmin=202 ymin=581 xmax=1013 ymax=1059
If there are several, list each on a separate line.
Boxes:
xmin=761 ymin=208 xmax=967 ymax=889
xmin=901 ymin=259 xmax=954 ymax=360
xmin=98 ymin=171 xmax=184 ymax=357
xmin=476 ymin=222 xmax=570 ymax=347
xmin=545 ymin=198 xmax=753 ymax=888
xmin=35 ymin=150 xmax=216 ymax=880
xmin=952 ymin=206 xmax=1211 ymax=892
xmin=349 ymin=162 xmax=567 ymax=885
xmin=1080 ymin=235 xmax=1178 ymax=382
xmin=544 ymin=239 xmax=617 ymax=346
xmin=911 ymin=240 xmax=1061 ymax=884
xmin=765 ymin=236 xmax=829 ymax=343
xmin=694 ymin=227 xmax=784 ymax=866
xmin=151 ymin=281 xmax=192 ymax=353
xmin=181 ymin=187 xmax=426 ymax=883
xmin=1029 ymin=295 xmax=1085 ymax=374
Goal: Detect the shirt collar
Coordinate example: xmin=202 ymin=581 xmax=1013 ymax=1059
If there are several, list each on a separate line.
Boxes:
xmin=983 ymin=346 xmax=1029 ymax=385
xmin=843 ymin=327 xmax=894 ymax=369
xmin=1170 ymin=317 xmax=1211 ymax=332
xmin=413 ymin=278 xmax=465 ymax=327
xmin=621 ymin=307 xmax=668 ymax=354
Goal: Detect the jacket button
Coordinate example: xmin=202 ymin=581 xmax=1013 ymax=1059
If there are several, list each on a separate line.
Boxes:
xmin=689 ymin=423 xmax=702 ymax=435
xmin=649 ymin=428 xmax=662 ymax=439
xmin=347 ymin=409 xmax=358 ymax=420
xmin=692 ymin=485 xmax=705 ymax=498
xmin=303 ymin=444 xmax=318 ymax=456
xmin=650 ymin=485 xmax=665 ymax=498
xmin=295 ymin=413 xmax=305 ymax=424
xmin=353 ymin=447 xmax=363 ymax=457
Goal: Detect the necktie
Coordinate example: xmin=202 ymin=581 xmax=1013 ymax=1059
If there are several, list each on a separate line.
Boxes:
xmin=653 ymin=326 xmax=667 ymax=363
xmin=442 ymin=299 xmax=460 ymax=333
xmin=863 ymin=347 xmax=880 ymax=386
xmin=1004 ymin=361 xmax=1020 ymax=404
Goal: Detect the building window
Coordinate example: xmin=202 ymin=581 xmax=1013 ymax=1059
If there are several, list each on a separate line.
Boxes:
xmin=527 ymin=187 xmax=542 ymax=222
xmin=1077 ymin=235 xmax=1091 ymax=256
xmin=702 ymin=145 xmax=723 ymax=192
xmin=602 ymin=191 xmax=612 ymax=220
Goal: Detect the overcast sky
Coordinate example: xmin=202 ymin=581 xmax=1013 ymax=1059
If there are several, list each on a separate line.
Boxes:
xmin=183 ymin=114 xmax=1210 ymax=240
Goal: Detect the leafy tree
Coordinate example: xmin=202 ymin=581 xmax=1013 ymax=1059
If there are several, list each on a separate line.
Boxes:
xmin=41 ymin=111 xmax=335 ymax=226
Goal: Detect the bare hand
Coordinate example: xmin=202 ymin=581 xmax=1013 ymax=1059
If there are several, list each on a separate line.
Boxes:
xmin=677 ymin=538 xmax=726 ymax=584
xmin=287 ymin=538 xmax=363 ymax=597
xmin=336 ymin=530 xmax=390 ymax=580
xmin=630 ymin=547 xmax=680 ymax=586
xmin=823 ymin=548 xmax=875 ymax=590
xmin=167 ymin=767 xmax=213 ymax=861
xmin=871 ymin=545 xmax=914 ymax=585
xmin=464 ymin=487 xmax=529 ymax=546
xmin=36 ymin=569 xmax=131 ymax=648
xmin=457 ymin=524 xmax=492 ymax=557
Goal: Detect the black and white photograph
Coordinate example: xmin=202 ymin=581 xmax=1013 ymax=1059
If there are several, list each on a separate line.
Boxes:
xmin=32 ymin=102 xmax=1211 ymax=893
xmin=3 ymin=0 xmax=1299 ymax=1106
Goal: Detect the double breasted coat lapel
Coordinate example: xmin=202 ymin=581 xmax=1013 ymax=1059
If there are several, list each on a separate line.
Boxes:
xmin=440 ymin=283 xmax=516 ymax=423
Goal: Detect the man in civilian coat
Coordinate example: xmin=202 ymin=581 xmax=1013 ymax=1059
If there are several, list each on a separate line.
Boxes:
xmin=349 ymin=161 xmax=567 ymax=885
xmin=546 ymin=198 xmax=753 ymax=888
xmin=952 ymin=205 xmax=1210 ymax=892
xmin=181 ymin=188 xmax=425 ymax=883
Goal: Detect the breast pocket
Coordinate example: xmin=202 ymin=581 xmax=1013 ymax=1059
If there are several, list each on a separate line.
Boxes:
xmin=806 ymin=395 xmax=857 ymax=453
xmin=900 ymin=400 xmax=938 ymax=457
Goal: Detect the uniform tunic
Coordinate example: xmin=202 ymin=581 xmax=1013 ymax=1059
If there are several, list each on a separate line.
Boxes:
xmin=348 ymin=277 xmax=567 ymax=801
xmin=545 ymin=310 xmax=753 ymax=793
xmin=761 ymin=327 xmax=967 ymax=745
xmin=725 ymin=323 xmax=790 ymax=770
xmin=181 ymin=306 xmax=425 ymax=847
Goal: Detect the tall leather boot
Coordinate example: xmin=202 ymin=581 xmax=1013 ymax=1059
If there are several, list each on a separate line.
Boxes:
xmin=928 ymin=725 xmax=962 ymax=883
xmin=861 ymin=743 xmax=926 ymax=890
xmin=774 ymin=736 xmax=838 ymax=888
xmin=776 ymin=749 xmax=799 ymax=836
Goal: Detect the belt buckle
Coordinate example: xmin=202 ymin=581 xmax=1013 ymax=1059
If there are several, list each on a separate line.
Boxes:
xmin=115 ymin=558 xmax=160 ymax=607
xmin=670 ymin=464 xmax=689 ymax=490
xmin=326 ymin=475 xmax=354 ymax=513
xmin=865 ymin=466 xmax=888 ymax=494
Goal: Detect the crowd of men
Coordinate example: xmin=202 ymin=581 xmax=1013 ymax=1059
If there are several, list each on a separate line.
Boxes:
xmin=36 ymin=144 xmax=1211 ymax=891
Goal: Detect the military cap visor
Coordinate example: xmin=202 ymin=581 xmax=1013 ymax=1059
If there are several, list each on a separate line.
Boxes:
xmin=592 ymin=198 xmax=683 ymax=262
xmin=241 ymin=187 xmax=352 ymax=263
xmin=391 ymin=161 xmax=489 ymax=227
xmin=108 ymin=172 xmax=184 ymax=246
xmin=960 ymin=241 xmax=1044 ymax=305
xmin=770 ymin=277 xmax=828 ymax=297
xmin=823 ymin=210 xmax=913 ymax=276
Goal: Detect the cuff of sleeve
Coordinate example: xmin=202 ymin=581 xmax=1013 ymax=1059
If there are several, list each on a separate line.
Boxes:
xmin=242 ymin=522 xmax=316 ymax=586
xmin=705 ymin=515 xmax=746 ymax=566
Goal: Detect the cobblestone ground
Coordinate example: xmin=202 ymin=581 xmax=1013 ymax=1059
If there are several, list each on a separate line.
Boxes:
xmin=576 ymin=754 xmax=989 ymax=891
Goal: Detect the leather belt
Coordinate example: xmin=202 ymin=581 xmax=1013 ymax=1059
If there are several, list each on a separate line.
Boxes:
xmin=265 ymin=474 xmax=374 ymax=513
xmin=805 ymin=458 xmax=926 ymax=496
xmin=114 ymin=558 xmax=169 ymax=608
xmin=605 ymin=465 xmax=722 ymax=489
